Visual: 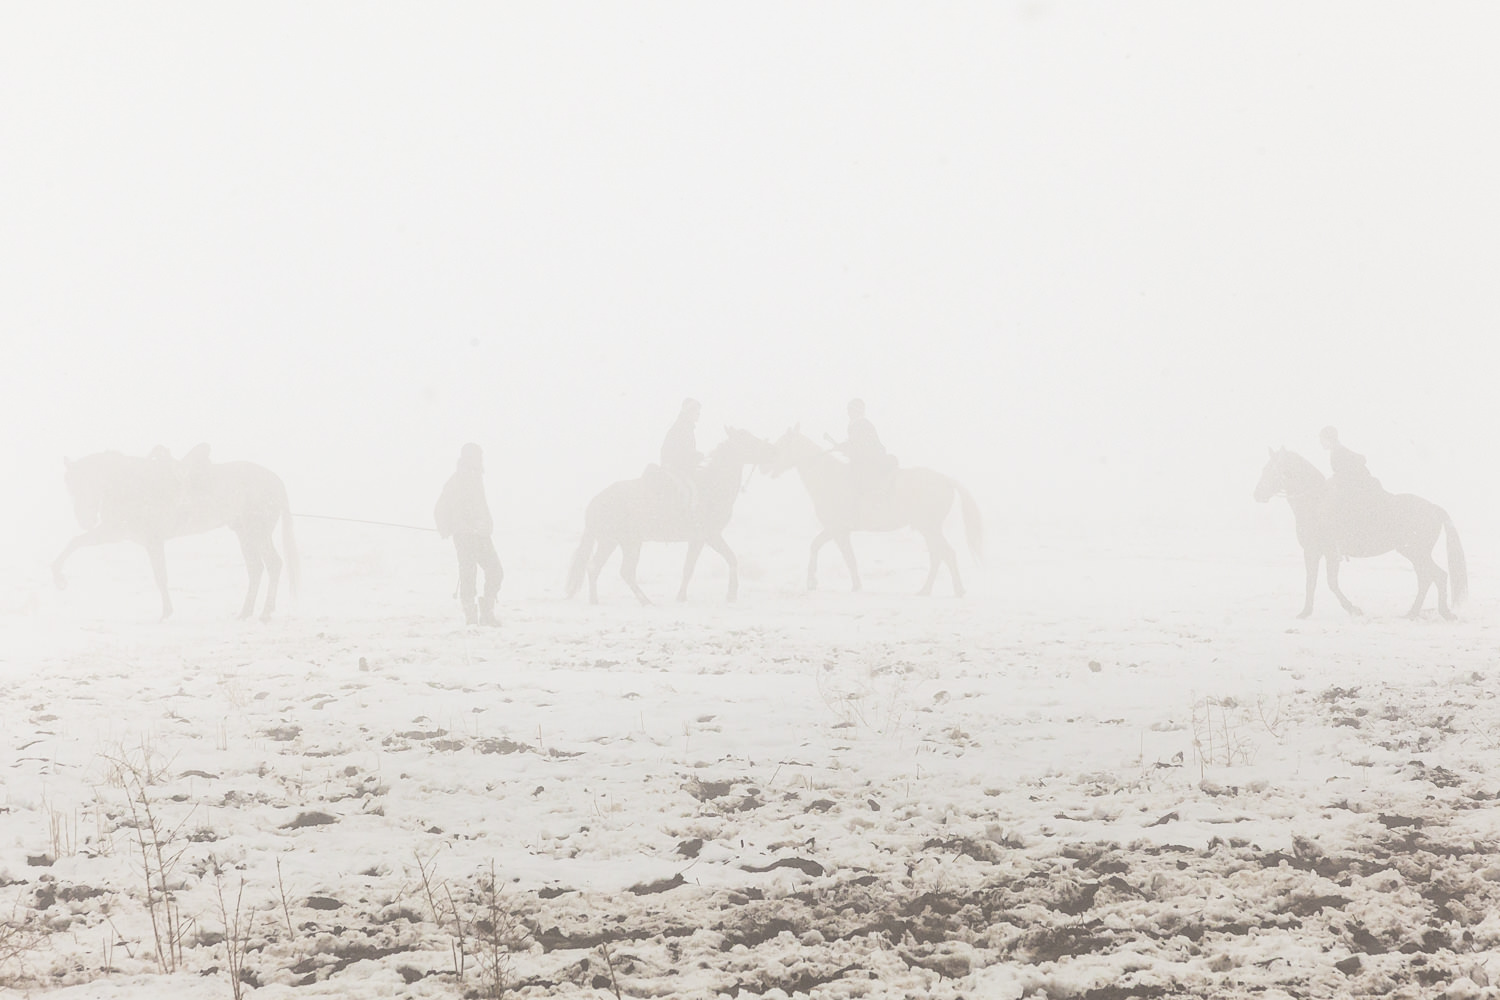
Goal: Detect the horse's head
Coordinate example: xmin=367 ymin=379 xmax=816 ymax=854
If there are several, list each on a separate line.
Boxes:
xmin=1254 ymin=447 xmax=1323 ymax=503
xmin=716 ymin=426 xmax=775 ymax=467
xmin=760 ymin=425 xmax=816 ymax=478
xmin=63 ymin=455 xmax=107 ymax=529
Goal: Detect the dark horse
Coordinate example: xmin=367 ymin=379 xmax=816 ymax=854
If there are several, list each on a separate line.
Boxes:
xmin=566 ymin=428 xmax=772 ymax=604
xmin=52 ymin=450 xmax=299 ymax=620
xmin=762 ymin=428 xmax=982 ymax=595
xmin=1254 ymin=448 xmax=1466 ymax=619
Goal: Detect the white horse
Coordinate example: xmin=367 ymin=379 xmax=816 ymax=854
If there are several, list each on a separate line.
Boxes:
xmin=53 ymin=449 xmax=299 ymax=620
xmin=1254 ymin=448 xmax=1466 ymax=619
xmin=566 ymin=428 xmax=772 ymax=604
xmin=763 ymin=428 xmax=982 ymax=595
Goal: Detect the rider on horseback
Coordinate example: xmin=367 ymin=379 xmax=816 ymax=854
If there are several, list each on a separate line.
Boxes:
xmin=660 ymin=398 xmax=703 ymax=527
xmin=1319 ymin=426 xmax=1383 ymax=551
xmin=833 ymin=399 xmax=897 ymax=503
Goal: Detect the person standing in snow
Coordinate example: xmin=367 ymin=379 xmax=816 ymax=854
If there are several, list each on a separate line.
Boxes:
xmin=434 ymin=442 xmax=503 ymax=626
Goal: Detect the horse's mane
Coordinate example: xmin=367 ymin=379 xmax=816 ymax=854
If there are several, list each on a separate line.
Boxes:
xmin=704 ymin=428 xmax=755 ymax=467
xmin=1276 ymin=449 xmax=1326 ymax=487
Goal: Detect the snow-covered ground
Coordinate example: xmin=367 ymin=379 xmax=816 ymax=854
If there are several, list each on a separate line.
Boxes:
xmin=2 ymin=513 xmax=1498 ymax=999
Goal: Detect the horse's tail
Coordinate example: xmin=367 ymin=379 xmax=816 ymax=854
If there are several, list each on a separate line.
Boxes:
xmin=565 ymin=527 xmax=595 ymax=599
xmin=1444 ymin=511 xmax=1468 ymax=607
xmin=280 ymin=481 xmax=301 ymax=599
xmin=954 ymin=480 xmax=984 ymax=562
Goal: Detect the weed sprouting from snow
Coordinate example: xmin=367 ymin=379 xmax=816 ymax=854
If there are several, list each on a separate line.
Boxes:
xmin=211 ymin=861 xmax=256 ymax=1000
xmin=0 ymin=892 xmax=48 ymax=988
xmin=410 ymin=851 xmax=526 ymax=996
xmin=816 ymin=658 xmax=932 ymax=736
xmin=1190 ymin=695 xmax=1258 ymax=775
xmin=100 ymin=740 xmax=197 ymax=974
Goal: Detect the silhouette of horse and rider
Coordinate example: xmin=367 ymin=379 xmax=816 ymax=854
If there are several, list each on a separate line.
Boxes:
xmin=1255 ymin=427 xmax=1466 ymax=619
xmin=567 ymin=400 xmax=774 ymax=604
xmin=763 ymin=400 xmax=982 ymax=597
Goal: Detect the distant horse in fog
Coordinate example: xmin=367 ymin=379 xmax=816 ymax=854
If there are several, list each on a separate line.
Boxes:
xmin=1254 ymin=448 xmax=1466 ymax=619
xmin=52 ymin=450 xmax=299 ymax=621
xmin=762 ymin=428 xmax=982 ymax=595
xmin=566 ymin=428 xmax=773 ymax=604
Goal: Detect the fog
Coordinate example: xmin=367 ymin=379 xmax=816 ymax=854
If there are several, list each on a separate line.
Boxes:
xmin=4 ymin=4 xmax=1499 ymax=588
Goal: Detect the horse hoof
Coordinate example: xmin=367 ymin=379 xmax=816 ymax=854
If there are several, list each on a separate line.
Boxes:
xmin=1296 ymin=611 xmax=1312 ymax=619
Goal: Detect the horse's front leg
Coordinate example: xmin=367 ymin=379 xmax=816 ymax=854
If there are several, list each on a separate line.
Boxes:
xmin=807 ymin=531 xmax=834 ymax=591
xmin=145 ymin=539 xmax=173 ymax=621
xmin=677 ymin=540 xmax=706 ymax=602
xmin=1325 ymin=553 xmax=1362 ymax=617
xmin=620 ymin=542 xmax=652 ymax=606
xmin=52 ymin=526 xmax=122 ymax=588
xmin=704 ymin=535 xmax=739 ymax=601
xmin=1297 ymin=549 xmax=1319 ymax=618
xmin=835 ymin=534 xmax=861 ymax=592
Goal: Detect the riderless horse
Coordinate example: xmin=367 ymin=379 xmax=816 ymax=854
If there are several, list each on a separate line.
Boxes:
xmin=762 ymin=427 xmax=982 ymax=595
xmin=1254 ymin=448 xmax=1466 ymax=619
xmin=566 ymin=427 xmax=772 ymax=604
xmin=53 ymin=449 xmax=299 ymax=620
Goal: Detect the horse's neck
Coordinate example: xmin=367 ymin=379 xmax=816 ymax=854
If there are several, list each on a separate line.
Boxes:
xmin=1281 ymin=473 xmax=1328 ymax=519
xmin=699 ymin=453 xmax=747 ymax=496
xmin=1282 ymin=460 xmax=1326 ymax=499
xmin=792 ymin=449 xmax=846 ymax=499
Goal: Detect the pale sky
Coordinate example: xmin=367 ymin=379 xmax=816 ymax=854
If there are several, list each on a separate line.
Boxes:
xmin=3 ymin=3 xmax=1498 ymax=569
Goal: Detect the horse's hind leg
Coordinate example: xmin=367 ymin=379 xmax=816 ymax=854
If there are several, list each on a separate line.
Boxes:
xmin=619 ymin=542 xmax=652 ymax=605
xmin=918 ymin=530 xmax=962 ymax=597
xmin=260 ymin=529 xmax=284 ymax=621
xmin=235 ymin=530 xmax=264 ymax=620
xmin=588 ymin=541 xmax=617 ymax=604
xmin=704 ymin=535 xmax=738 ymax=601
xmin=1400 ymin=545 xmax=1449 ymax=619
xmin=677 ymin=540 xmax=705 ymax=602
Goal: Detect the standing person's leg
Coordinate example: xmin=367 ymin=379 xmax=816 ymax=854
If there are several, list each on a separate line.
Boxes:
xmin=477 ymin=536 xmax=503 ymax=626
xmin=454 ymin=535 xmax=480 ymax=624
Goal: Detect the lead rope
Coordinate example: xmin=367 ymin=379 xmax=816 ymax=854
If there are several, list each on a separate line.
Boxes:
xmin=292 ymin=513 xmax=438 ymax=533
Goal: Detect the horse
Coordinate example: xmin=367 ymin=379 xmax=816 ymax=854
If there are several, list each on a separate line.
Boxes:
xmin=1254 ymin=448 xmax=1467 ymax=619
xmin=762 ymin=427 xmax=982 ymax=595
xmin=52 ymin=449 xmax=299 ymax=621
xmin=566 ymin=427 xmax=773 ymax=604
